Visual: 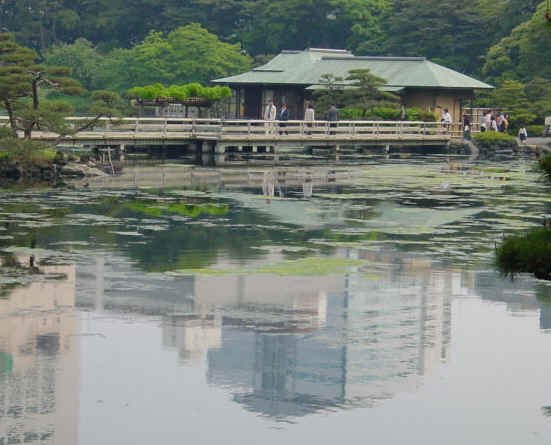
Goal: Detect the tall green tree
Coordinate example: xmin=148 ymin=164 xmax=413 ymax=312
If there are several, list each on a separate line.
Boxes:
xmin=0 ymin=33 xmax=123 ymax=140
xmin=378 ymin=0 xmax=502 ymax=73
xmin=483 ymin=2 xmax=551 ymax=82
xmin=342 ymin=68 xmax=398 ymax=111
xmin=43 ymin=38 xmax=104 ymax=90
xmin=99 ymin=24 xmax=252 ymax=92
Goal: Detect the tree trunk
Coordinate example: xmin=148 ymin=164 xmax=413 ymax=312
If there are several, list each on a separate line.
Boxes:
xmin=32 ymin=78 xmax=39 ymax=110
xmin=4 ymin=101 xmax=17 ymax=133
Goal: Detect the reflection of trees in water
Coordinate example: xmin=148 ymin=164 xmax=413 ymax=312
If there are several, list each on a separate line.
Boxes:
xmin=1 ymin=194 xmax=331 ymax=272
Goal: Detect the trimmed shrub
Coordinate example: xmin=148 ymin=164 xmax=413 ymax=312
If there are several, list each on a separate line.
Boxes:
xmin=127 ymin=82 xmax=231 ymax=102
xmin=526 ymin=125 xmax=545 ymax=137
xmin=473 ymin=131 xmax=518 ymax=150
xmin=336 ymin=107 xmax=438 ymax=122
xmin=340 ymin=108 xmax=364 ymax=120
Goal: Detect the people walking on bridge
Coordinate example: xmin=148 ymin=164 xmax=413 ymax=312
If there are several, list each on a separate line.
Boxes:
xmin=304 ymin=103 xmax=315 ymax=135
xmin=490 ymin=116 xmax=498 ymax=131
xmin=483 ymin=111 xmax=492 ymax=132
xmin=519 ymin=126 xmax=528 ymax=143
xmin=501 ymin=114 xmax=509 ymax=133
xmin=278 ymin=103 xmax=289 ymax=135
xmin=264 ymin=99 xmax=276 ymax=134
xmin=441 ymin=108 xmax=452 ymax=131
xmin=328 ymin=105 xmax=339 ymax=135
xmin=463 ymin=114 xmax=471 ymax=140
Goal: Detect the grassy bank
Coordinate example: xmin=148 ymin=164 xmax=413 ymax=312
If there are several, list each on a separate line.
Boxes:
xmin=0 ymin=132 xmax=63 ymax=184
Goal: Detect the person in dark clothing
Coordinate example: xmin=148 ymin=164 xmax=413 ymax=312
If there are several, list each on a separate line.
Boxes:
xmin=278 ymin=103 xmax=289 ymax=135
xmin=328 ymin=105 xmax=339 ymax=135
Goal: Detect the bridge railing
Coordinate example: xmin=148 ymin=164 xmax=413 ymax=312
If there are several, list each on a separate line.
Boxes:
xmin=0 ymin=116 xmax=452 ymax=138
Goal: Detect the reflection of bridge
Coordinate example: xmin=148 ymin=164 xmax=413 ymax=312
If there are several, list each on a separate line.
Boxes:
xmin=4 ymin=117 xmax=453 ymax=152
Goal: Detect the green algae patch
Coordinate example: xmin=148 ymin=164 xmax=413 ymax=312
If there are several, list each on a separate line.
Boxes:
xmin=168 ymin=257 xmax=365 ymax=277
xmin=255 ymin=257 xmax=364 ymax=276
xmin=123 ymin=200 xmax=228 ymax=218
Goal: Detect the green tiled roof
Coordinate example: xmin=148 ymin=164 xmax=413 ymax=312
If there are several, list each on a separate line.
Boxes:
xmin=213 ymin=48 xmax=493 ymax=90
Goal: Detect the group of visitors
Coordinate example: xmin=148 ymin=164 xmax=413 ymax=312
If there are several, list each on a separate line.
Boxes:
xmin=480 ymin=109 xmax=529 ymax=143
xmin=263 ymin=100 xmax=338 ymax=135
xmin=264 ymin=100 xmax=320 ymax=123
xmin=480 ymin=111 xmax=509 ymax=133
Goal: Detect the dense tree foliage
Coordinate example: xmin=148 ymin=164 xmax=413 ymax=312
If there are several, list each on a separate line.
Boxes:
xmin=43 ymin=24 xmax=251 ymax=94
xmin=483 ymin=2 xmax=551 ymax=82
xmin=1 ymin=0 xmax=545 ymax=78
xmin=1 ymin=0 xmax=549 ymax=124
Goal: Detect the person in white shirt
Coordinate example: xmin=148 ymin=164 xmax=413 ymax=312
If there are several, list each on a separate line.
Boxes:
xmin=304 ymin=103 xmax=315 ymax=135
xmin=442 ymin=109 xmax=452 ymax=124
xmin=519 ymin=126 xmax=528 ymax=143
xmin=441 ymin=108 xmax=452 ymax=131
xmin=264 ymin=99 xmax=277 ymax=133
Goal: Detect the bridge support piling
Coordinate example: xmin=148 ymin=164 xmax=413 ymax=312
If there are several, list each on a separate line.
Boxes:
xmin=187 ymin=141 xmax=200 ymax=153
xmin=119 ymin=144 xmax=125 ymax=162
xmin=201 ymin=141 xmax=215 ymax=154
xmin=215 ymin=143 xmax=226 ymax=154
xmin=214 ymin=154 xmax=227 ymax=166
xmin=273 ymin=145 xmax=280 ymax=163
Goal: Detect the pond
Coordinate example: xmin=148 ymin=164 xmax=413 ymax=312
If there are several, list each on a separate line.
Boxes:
xmin=1 ymin=152 xmax=551 ymax=444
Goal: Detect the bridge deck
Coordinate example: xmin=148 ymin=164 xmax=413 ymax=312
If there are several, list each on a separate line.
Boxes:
xmin=2 ymin=117 xmax=457 ymax=147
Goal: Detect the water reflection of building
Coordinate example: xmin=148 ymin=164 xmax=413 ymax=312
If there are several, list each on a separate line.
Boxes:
xmin=0 ymin=263 xmax=79 ymax=445
xmin=474 ymin=271 xmax=551 ymax=331
xmin=162 ymin=314 xmax=222 ymax=362
xmin=203 ymin=251 xmax=472 ymax=419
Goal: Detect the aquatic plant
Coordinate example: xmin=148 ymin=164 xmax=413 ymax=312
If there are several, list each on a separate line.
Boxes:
xmin=168 ymin=257 xmax=365 ymax=277
xmin=496 ymin=227 xmax=551 ymax=279
xmin=538 ymin=153 xmax=551 ymax=182
xmin=123 ymin=200 xmax=228 ymax=218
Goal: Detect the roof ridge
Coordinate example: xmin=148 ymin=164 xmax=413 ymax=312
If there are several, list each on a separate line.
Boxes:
xmin=322 ymin=56 xmax=426 ymax=62
xmin=307 ymin=48 xmax=351 ymax=54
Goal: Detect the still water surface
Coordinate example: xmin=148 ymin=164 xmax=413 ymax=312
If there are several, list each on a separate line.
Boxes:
xmin=1 ymin=154 xmax=551 ymax=444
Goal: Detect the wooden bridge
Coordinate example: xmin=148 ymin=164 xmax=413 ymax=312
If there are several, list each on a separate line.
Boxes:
xmin=1 ymin=117 xmax=457 ymax=153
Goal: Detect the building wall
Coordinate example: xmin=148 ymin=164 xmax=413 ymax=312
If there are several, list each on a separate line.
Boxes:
xmin=403 ymin=89 xmax=472 ymax=122
xmin=240 ymin=86 xmax=306 ymax=120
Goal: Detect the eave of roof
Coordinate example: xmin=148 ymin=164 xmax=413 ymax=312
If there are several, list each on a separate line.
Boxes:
xmin=213 ymin=49 xmax=493 ymax=90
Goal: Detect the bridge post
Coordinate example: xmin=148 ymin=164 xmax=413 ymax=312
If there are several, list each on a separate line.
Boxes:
xmin=202 ymin=141 xmax=215 ymax=153
xmin=119 ymin=144 xmax=125 ymax=161
xmin=215 ymin=143 xmax=226 ymax=154
xmin=187 ymin=141 xmax=199 ymax=153
xmin=273 ymin=145 xmax=280 ymax=163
